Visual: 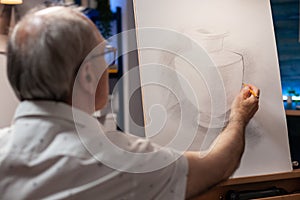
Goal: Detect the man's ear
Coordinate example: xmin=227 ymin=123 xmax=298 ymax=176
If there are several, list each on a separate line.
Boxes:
xmin=78 ymin=62 xmax=95 ymax=95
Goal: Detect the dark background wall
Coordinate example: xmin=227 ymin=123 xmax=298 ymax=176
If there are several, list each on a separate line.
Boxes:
xmin=271 ymin=0 xmax=300 ymax=168
xmin=271 ymin=0 xmax=300 ymax=96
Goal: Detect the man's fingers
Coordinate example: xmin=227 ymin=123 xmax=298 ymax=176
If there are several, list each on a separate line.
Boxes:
xmin=230 ymin=84 xmax=260 ymax=125
xmin=241 ymin=86 xmax=251 ymax=99
xmin=242 ymin=84 xmax=260 ymax=99
xmin=246 ymin=84 xmax=260 ymax=98
xmin=246 ymin=93 xmax=260 ymax=106
xmin=254 ymin=88 xmax=260 ymax=98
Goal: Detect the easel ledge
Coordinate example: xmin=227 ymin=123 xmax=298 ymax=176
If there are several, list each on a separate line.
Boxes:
xmin=194 ymin=169 xmax=300 ymax=200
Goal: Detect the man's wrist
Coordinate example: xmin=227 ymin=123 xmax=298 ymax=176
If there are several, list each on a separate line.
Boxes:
xmin=228 ymin=113 xmax=247 ymax=128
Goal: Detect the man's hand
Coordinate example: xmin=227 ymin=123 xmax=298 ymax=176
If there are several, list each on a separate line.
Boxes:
xmin=230 ymin=84 xmax=260 ymax=126
xmin=185 ymin=84 xmax=260 ymax=199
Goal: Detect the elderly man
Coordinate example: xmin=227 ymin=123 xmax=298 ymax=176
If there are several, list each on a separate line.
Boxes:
xmin=0 ymin=6 xmax=259 ymax=200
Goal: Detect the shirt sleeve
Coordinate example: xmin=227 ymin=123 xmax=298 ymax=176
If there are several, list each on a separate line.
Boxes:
xmin=132 ymin=150 xmax=188 ymax=200
xmin=105 ymin=131 xmax=189 ymax=200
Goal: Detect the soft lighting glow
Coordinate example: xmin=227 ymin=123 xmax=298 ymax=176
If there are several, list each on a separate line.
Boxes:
xmin=0 ymin=0 xmax=22 ymax=5
xmin=283 ymin=96 xmax=287 ymax=101
xmin=283 ymin=95 xmax=300 ymax=101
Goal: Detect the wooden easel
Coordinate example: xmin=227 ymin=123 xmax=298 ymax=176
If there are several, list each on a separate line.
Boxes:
xmin=194 ymin=169 xmax=300 ymax=200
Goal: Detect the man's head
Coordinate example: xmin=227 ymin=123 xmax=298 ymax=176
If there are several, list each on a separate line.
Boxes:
xmin=7 ymin=6 xmax=108 ymax=111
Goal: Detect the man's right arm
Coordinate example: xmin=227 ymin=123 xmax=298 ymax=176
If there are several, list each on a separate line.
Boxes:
xmin=184 ymin=84 xmax=260 ymax=199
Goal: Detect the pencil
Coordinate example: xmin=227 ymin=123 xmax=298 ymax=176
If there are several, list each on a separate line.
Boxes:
xmin=242 ymin=83 xmax=259 ymax=98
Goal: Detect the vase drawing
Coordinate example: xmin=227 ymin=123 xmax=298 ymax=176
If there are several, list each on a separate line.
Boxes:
xmin=174 ymin=29 xmax=244 ymax=128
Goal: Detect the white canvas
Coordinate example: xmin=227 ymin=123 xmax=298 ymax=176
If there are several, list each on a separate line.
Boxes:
xmin=133 ymin=0 xmax=292 ymax=177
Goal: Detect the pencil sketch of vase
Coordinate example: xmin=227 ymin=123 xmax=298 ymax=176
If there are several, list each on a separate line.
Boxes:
xmin=175 ymin=29 xmax=244 ymax=128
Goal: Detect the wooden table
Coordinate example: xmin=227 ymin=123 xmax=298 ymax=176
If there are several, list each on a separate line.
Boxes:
xmin=194 ymin=170 xmax=300 ymax=200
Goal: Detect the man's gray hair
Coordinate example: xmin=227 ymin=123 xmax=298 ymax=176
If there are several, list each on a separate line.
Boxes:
xmin=7 ymin=6 xmax=100 ymax=102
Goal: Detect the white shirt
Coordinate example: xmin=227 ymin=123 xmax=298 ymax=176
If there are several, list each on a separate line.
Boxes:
xmin=0 ymin=101 xmax=188 ymax=200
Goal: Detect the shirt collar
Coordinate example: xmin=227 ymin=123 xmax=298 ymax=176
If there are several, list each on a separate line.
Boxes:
xmin=13 ymin=100 xmax=100 ymax=130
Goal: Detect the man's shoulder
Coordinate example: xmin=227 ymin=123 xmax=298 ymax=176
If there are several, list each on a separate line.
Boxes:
xmin=103 ymin=130 xmax=154 ymax=153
